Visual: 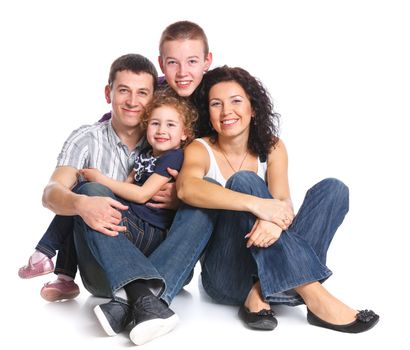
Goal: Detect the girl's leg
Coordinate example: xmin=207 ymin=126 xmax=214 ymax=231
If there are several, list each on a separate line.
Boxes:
xmin=18 ymin=215 xmax=74 ymax=279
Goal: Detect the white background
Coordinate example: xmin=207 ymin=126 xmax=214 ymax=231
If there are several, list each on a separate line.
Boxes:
xmin=1 ymin=0 xmax=409 ymax=348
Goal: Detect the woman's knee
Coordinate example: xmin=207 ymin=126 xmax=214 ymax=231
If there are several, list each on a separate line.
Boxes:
xmin=316 ymin=178 xmax=349 ymax=210
xmin=225 ymin=171 xmax=265 ymax=193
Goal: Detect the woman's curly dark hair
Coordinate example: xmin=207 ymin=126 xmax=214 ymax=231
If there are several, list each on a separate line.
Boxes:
xmin=192 ymin=65 xmax=280 ymax=161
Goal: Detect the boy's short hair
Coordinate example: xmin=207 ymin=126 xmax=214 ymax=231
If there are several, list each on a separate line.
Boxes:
xmin=159 ymin=20 xmax=209 ymax=57
xmin=108 ymin=54 xmax=158 ymax=90
xmin=141 ymin=87 xmax=198 ymax=147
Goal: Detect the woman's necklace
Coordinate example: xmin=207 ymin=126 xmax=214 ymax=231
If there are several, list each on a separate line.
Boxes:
xmin=220 ymin=147 xmax=248 ymax=172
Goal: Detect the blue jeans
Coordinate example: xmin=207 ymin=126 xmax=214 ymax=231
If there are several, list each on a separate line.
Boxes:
xmin=200 ymin=171 xmax=349 ymax=306
xmin=36 ymin=182 xmax=168 ymax=279
xmin=35 ymin=182 xmax=89 ymax=278
xmin=73 ymin=182 xmax=218 ymax=304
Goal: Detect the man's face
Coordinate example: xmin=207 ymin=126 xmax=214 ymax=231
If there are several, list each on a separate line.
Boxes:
xmin=159 ymin=39 xmax=212 ymax=97
xmin=105 ymin=70 xmax=154 ymax=129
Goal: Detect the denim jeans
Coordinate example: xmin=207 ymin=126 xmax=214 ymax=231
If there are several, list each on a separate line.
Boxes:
xmin=200 ymin=171 xmax=349 ymax=306
xmin=36 ymin=181 xmax=168 ymax=279
xmin=35 ymin=182 xmax=90 ymax=278
xmin=35 ymin=182 xmax=97 ymax=278
xmin=73 ymin=182 xmax=218 ymax=304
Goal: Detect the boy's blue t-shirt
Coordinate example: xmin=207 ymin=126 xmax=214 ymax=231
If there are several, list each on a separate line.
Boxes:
xmin=128 ymin=147 xmax=183 ymax=230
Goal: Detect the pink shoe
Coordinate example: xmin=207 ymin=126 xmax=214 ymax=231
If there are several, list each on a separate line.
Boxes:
xmin=18 ymin=256 xmax=54 ymax=279
xmin=40 ymin=279 xmax=80 ymax=302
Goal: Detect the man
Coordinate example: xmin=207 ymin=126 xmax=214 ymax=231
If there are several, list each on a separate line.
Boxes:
xmin=20 ymin=53 xmax=172 ymax=303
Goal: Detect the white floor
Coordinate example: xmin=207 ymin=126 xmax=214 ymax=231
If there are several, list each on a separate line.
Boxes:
xmin=5 ymin=253 xmax=402 ymax=350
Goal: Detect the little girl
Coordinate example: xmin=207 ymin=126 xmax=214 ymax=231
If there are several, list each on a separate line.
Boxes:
xmin=18 ymin=88 xmax=197 ymax=301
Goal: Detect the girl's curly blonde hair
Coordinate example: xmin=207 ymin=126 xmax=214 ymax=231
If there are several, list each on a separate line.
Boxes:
xmin=141 ymin=87 xmax=198 ymax=148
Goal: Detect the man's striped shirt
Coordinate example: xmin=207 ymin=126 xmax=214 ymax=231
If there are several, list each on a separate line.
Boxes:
xmin=57 ymin=119 xmax=146 ymax=181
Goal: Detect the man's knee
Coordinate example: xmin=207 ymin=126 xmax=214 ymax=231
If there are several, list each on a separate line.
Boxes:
xmin=74 ymin=182 xmax=114 ymax=197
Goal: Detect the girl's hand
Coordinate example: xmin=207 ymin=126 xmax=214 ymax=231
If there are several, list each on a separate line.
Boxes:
xmin=245 ymin=219 xmax=283 ymax=248
xmin=79 ymin=168 xmax=106 ymax=183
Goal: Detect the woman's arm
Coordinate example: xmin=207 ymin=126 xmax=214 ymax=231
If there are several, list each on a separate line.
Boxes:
xmin=80 ymin=168 xmax=171 ymax=204
xmin=266 ymin=139 xmax=295 ymax=219
xmin=177 ymin=141 xmax=255 ymax=210
xmin=177 ymin=139 xmax=294 ymax=223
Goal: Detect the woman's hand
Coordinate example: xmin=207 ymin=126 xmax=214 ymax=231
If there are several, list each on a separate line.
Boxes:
xmin=251 ymin=198 xmax=294 ymax=230
xmin=245 ymin=219 xmax=283 ymax=248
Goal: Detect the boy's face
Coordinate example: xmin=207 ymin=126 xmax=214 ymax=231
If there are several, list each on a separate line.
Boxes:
xmin=146 ymin=105 xmax=187 ymax=156
xmin=159 ymin=39 xmax=212 ymax=97
xmin=105 ymin=70 xmax=154 ymax=129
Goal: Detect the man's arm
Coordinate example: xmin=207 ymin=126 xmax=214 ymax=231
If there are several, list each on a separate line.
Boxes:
xmin=42 ymin=166 xmax=128 ymax=236
xmin=42 ymin=166 xmax=83 ymax=215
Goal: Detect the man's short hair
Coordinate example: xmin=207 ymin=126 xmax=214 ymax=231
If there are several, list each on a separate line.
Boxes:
xmin=108 ymin=54 xmax=158 ymax=90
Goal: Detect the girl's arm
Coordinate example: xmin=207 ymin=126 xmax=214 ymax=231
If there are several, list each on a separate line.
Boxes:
xmin=80 ymin=168 xmax=171 ymax=204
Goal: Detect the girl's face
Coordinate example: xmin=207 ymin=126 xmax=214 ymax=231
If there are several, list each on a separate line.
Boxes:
xmin=208 ymin=81 xmax=253 ymax=139
xmin=146 ymin=105 xmax=187 ymax=156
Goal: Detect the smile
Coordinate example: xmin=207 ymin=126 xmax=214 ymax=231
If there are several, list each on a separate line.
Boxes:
xmin=176 ymin=81 xmax=191 ymax=88
xmin=221 ymin=119 xmax=238 ymax=125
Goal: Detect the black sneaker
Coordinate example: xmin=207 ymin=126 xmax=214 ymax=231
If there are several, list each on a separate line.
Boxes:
xmin=129 ymin=294 xmax=179 ymax=345
xmin=94 ymin=299 xmax=132 ymax=336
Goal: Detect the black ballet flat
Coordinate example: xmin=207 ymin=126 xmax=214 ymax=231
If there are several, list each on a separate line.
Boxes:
xmin=307 ymin=308 xmax=379 ymax=333
xmin=238 ymin=305 xmax=278 ymax=331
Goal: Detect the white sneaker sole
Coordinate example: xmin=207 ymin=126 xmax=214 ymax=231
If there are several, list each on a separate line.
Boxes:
xmin=129 ymin=314 xmax=179 ymax=345
xmin=93 ymin=305 xmax=117 ymax=336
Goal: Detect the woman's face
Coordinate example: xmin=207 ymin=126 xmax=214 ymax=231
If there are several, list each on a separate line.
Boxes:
xmin=208 ymin=81 xmax=253 ymax=139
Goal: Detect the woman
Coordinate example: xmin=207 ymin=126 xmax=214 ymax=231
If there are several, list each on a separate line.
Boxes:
xmin=177 ymin=65 xmax=379 ymax=333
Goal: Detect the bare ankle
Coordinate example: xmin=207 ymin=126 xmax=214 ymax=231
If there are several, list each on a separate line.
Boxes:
xmin=244 ymin=282 xmax=270 ymax=312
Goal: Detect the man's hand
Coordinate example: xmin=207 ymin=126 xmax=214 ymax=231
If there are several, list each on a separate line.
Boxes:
xmin=76 ymin=195 xmax=128 ymax=236
xmin=146 ymin=167 xmax=180 ymax=210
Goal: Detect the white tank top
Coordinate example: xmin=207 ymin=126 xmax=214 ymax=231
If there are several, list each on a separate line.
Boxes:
xmin=195 ymin=138 xmax=267 ymax=187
